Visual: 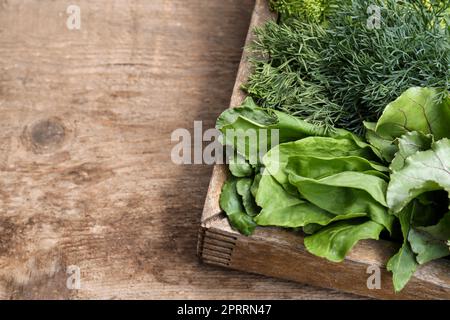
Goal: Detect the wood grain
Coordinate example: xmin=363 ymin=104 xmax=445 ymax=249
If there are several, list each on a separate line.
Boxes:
xmin=0 ymin=0 xmax=353 ymax=299
xmin=199 ymin=0 xmax=450 ymax=300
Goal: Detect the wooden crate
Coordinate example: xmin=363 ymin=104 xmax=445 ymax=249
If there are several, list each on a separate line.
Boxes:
xmin=197 ymin=0 xmax=450 ymax=299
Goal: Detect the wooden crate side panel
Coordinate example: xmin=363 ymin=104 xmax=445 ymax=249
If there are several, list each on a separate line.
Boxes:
xmin=227 ymin=230 xmax=450 ymax=300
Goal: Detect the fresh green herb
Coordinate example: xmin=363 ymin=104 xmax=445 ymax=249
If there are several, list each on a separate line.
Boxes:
xmin=246 ymin=0 xmax=450 ymax=134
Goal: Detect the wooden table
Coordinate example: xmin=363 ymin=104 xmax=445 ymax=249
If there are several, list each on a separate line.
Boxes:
xmin=0 ymin=0 xmax=357 ymax=299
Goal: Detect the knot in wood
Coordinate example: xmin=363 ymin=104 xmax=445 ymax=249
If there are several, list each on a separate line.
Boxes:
xmin=23 ymin=118 xmax=68 ymax=154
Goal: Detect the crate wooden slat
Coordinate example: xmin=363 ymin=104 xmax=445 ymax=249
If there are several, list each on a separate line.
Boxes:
xmin=197 ymin=0 xmax=450 ymax=300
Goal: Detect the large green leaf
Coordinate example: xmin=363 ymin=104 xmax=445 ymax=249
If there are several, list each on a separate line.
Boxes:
xmin=286 ymin=155 xmax=388 ymax=180
xmin=263 ymin=136 xmax=375 ymax=194
xmin=254 ymin=174 xmax=366 ymax=228
xmin=304 ymin=220 xmax=384 ymax=262
xmin=375 ymin=87 xmax=450 ymax=141
xmin=250 ymin=173 xmax=262 ymax=198
xmin=288 ymin=170 xmax=394 ymax=232
xmin=387 ymin=138 xmax=450 ymax=213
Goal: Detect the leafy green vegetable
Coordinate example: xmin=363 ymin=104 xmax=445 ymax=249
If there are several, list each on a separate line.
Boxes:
xmin=409 ymin=212 xmax=450 ymax=264
xmin=365 ymin=87 xmax=450 ymax=161
xmin=386 ymin=202 xmax=419 ymax=292
xmin=217 ymin=97 xmax=334 ymax=164
xmin=374 ymin=87 xmax=450 ymax=142
xmin=236 ymin=178 xmax=260 ymax=217
xmin=304 ymin=220 xmax=385 ymax=262
xmin=229 ymin=154 xmax=253 ymax=177
xmin=364 ymin=121 xmax=399 ymax=162
xmin=217 ymin=95 xmax=396 ymax=269
xmin=219 ymin=179 xmax=257 ymax=236
xmin=286 ymin=155 xmax=388 ymax=180
xmin=390 ymin=131 xmax=433 ymax=172
xmin=288 ymin=170 xmax=394 ymax=232
xmin=263 ymin=136 xmax=376 ymax=194
xmin=369 ymin=86 xmax=450 ymax=292
xmin=217 ymin=81 xmax=449 ymax=293
xmin=250 ymin=173 xmax=262 ymax=198
xmin=387 ymin=138 xmax=450 ymax=213
xmin=254 ymin=174 xmax=366 ymax=228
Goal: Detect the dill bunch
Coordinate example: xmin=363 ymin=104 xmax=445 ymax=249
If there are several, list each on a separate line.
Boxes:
xmin=246 ymin=0 xmax=450 ymax=134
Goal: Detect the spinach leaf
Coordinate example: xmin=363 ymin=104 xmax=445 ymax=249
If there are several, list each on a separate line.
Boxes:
xmin=236 ymin=178 xmax=260 ymax=217
xmin=364 ymin=121 xmax=399 ymax=162
xmin=229 ymin=154 xmax=253 ymax=177
xmin=219 ymin=178 xmax=257 ymax=236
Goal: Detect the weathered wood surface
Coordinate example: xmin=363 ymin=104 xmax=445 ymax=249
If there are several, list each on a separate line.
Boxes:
xmin=199 ymin=0 xmax=450 ymax=300
xmin=0 ymin=0 xmax=354 ymax=299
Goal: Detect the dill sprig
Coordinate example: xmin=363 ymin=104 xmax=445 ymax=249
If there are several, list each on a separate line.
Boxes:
xmin=246 ymin=0 xmax=450 ymax=134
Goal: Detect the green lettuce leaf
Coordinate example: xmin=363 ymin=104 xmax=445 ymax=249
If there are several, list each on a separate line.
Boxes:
xmin=217 ymin=97 xmax=330 ymax=163
xmin=254 ymin=174 xmax=366 ymax=228
xmin=217 ymin=97 xmax=379 ymax=164
xmin=365 ymin=87 xmax=450 ymax=162
xmin=304 ymin=220 xmax=384 ymax=262
xmin=287 ymin=170 xmax=394 ymax=232
xmin=263 ymin=136 xmax=375 ymax=194
xmin=250 ymin=173 xmax=262 ymax=198
xmin=285 ymin=155 xmax=388 ymax=180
